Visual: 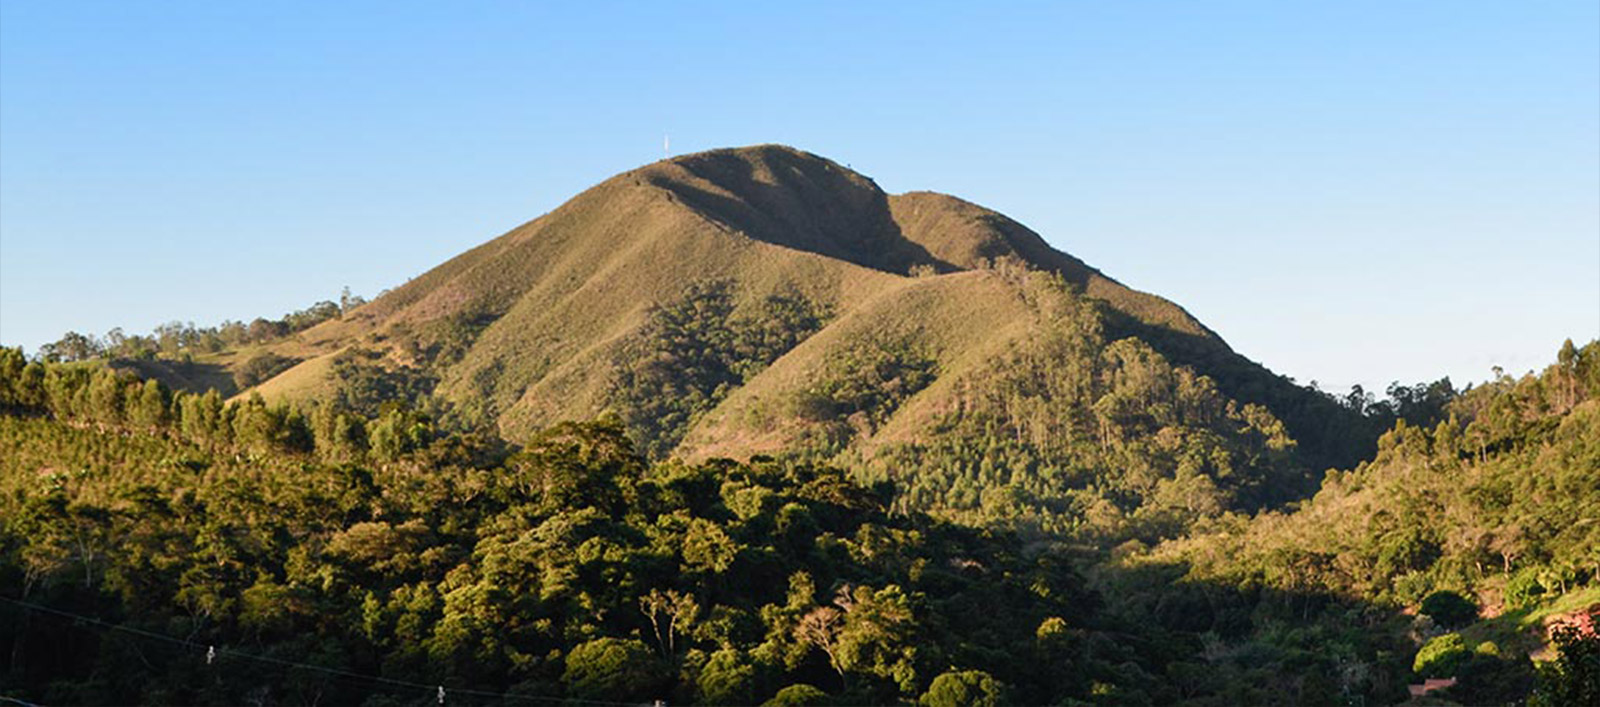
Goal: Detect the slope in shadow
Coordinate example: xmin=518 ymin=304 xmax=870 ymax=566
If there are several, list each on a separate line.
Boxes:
xmin=1091 ymin=558 xmax=1463 ymax=705
xmin=647 ymin=145 xmax=958 ymax=275
xmin=108 ymin=358 xmax=238 ymax=397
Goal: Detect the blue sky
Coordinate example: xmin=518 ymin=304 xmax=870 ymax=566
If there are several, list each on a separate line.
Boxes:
xmin=2 ymin=1 xmax=1596 ymax=392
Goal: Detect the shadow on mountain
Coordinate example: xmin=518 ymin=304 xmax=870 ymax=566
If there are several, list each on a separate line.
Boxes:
xmin=1086 ymin=557 xmax=1534 ymax=706
xmin=649 ymin=146 xmax=959 ymax=276
xmin=107 ymin=357 xmax=238 ymax=397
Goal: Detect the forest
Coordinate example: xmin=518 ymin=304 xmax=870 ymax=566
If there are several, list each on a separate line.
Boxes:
xmin=1 ymin=336 xmax=1597 ymax=705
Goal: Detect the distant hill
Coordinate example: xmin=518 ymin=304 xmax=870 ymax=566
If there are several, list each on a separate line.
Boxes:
xmin=155 ymin=145 xmax=1365 ymax=535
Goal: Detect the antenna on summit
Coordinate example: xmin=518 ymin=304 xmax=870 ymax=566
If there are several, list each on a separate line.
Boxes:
xmin=664 ymin=134 xmax=670 ymax=159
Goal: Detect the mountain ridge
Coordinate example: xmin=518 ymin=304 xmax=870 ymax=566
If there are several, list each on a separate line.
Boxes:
xmin=171 ymin=144 xmax=1372 ymax=530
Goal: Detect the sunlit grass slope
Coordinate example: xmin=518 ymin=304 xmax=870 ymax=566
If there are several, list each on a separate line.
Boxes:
xmin=236 ymin=144 xmax=1344 ymax=472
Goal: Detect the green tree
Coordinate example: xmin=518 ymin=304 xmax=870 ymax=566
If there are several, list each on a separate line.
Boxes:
xmin=762 ymin=684 xmax=830 ymax=706
xmin=683 ymin=519 xmax=742 ymax=574
xmin=834 ymin=584 xmax=921 ymax=696
xmin=370 ymin=406 xmax=433 ymax=462
xmin=179 ymin=388 xmax=229 ymax=446
xmin=128 ymin=379 xmax=170 ymax=430
xmin=920 ymin=670 xmax=1006 ymax=707
xmin=87 ymin=368 xmax=126 ymax=423
xmin=40 ymin=331 xmax=103 ymax=362
xmin=233 ymin=351 xmax=299 ymax=389
xmin=697 ymin=647 xmax=760 ymax=705
xmin=562 ymin=637 xmax=668 ymax=701
xmin=1413 ymin=633 xmax=1470 ymax=678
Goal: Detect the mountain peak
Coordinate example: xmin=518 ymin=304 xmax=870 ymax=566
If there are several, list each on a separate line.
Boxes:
xmin=628 ymin=144 xmax=950 ymax=275
xmin=663 ymin=142 xmax=831 ymax=165
xmin=244 ymin=144 xmax=1353 ymax=467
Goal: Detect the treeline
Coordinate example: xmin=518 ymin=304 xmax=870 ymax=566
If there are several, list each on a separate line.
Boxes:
xmin=1327 ymin=376 xmax=1458 ymax=433
xmin=0 ymin=347 xmax=433 ymax=464
xmin=36 ymin=288 xmax=368 ymax=363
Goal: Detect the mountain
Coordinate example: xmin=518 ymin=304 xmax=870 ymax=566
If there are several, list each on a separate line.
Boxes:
xmin=202 ymin=145 xmax=1361 ymax=534
xmin=7 ymin=147 xmax=1596 ymax=706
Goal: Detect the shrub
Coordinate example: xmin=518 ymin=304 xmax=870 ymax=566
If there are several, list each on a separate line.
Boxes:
xmin=1413 ymin=633 xmax=1469 ymax=678
xmin=1419 ymin=590 xmax=1478 ymax=628
xmin=1451 ymin=649 xmax=1535 ymax=705
xmin=1506 ymin=567 xmax=1548 ymax=609
xmin=233 ymin=352 xmax=298 ymax=389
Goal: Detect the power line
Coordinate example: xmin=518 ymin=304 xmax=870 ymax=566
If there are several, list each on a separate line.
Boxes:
xmin=0 ymin=595 xmax=644 ymax=706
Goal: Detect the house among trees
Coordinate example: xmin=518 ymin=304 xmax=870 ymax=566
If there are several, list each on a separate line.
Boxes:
xmin=1545 ymin=606 xmax=1599 ymax=640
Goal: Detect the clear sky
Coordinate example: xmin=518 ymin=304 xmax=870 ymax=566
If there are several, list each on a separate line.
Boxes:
xmin=2 ymin=1 xmax=1596 ymax=393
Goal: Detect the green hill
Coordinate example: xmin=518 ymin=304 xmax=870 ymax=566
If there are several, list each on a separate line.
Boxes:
xmin=8 ymin=140 xmax=1598 ymax=703
xmin=37 ymin=145 xmax=1373 ymax=539
xmin=53 ymin=145 xmax=1367 ymax=539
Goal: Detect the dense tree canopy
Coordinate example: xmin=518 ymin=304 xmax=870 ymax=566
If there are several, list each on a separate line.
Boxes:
xmin=0 ymin=355 xmax=1133 ymax=704
xmin=3 ymin=339 xmax=1594 ymax=705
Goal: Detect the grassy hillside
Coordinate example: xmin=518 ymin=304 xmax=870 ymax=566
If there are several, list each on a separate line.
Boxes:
xmin=681 ymin=269 xmax=1037 ymax=460
xmin=675 ymin=263 xmax=1308 ymax=541
xmin=1146 ymin=341 xmax=1600 ymax=606
xmin=256 ymin=146 xmax=1295 ymax=430
xmin=28 ymin=145 xmax=1379 ymax=543
xmin=888 ymin=190 xmax=1210 ymax=339
xmin=278 ymin=146 xmax=924 ymax=435
xmin=13 ymin=146 xmax=1599 ymax=706
xmin=252 ymin=147 xmax=1357 ymax=490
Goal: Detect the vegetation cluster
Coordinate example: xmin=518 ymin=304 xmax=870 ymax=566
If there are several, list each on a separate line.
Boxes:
xmin=2 ymin=340 xmax=1595 ymax=705
xmin=0 ymin=351 xmax=1167 ymax=704
xmin=6 ymin=147 xmax=1598 ymax=705
xmin=37 ymin=289 xmax=367 ymax=364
